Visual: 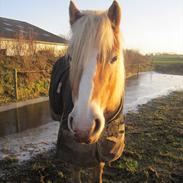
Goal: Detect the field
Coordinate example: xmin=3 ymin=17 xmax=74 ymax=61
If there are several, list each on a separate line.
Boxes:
xmin=152 ymin=54 xmax=183 ymax=75
xmin=1 ymin=91 xmax=183 ymax=183
xmin=152 ymin=54 xmax=183 ymax=63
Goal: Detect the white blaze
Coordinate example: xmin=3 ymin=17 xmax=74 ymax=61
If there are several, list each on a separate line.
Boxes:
xmin=72 ymin=50 xmax=98 ymax=130
xmin=68 ymin=49 xmax=105 ymax=135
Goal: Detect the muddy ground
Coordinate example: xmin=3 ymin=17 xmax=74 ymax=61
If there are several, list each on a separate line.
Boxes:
xmin=0 ymin=91 xmax=183 ymax=183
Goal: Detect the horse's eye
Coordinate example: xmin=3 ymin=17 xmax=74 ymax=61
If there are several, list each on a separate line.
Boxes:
xmin=110 ymin=56 xmax=118 ymax=64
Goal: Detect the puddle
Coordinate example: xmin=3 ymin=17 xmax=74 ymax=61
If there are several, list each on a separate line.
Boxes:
xmin=124 ymin=71 xmax=183 ymax=113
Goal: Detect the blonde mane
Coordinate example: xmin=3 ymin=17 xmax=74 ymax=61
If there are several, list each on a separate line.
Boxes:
xmin=68 ymin=11 xmax=121 ymax=92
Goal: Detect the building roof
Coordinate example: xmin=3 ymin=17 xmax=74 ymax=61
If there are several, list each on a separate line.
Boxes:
xmin=0 ymin=17 xmax=68 ymax=44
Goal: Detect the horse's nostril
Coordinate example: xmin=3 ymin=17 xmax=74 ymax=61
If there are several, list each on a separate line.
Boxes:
xmin=92 ymin=118 xmax=101 ymax=135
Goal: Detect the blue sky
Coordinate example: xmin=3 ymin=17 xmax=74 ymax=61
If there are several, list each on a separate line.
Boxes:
xmin=0 ymin=0 xmax=182 ymax=54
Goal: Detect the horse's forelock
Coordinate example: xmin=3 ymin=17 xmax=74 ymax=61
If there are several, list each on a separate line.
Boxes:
xmin=68 ymin=11 xmax=121 ymax=95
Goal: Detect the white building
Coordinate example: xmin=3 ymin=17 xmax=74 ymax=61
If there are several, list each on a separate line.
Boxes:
xmin=0 ymin=17 xmax=68 ymax=56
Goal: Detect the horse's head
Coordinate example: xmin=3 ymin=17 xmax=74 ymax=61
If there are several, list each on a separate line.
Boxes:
xmin=67 ymin=1 xmax=125 ymax=144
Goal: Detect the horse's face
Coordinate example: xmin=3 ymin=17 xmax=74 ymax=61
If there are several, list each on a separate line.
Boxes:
xmin=67 ymin=1 xmax=125 ymax=144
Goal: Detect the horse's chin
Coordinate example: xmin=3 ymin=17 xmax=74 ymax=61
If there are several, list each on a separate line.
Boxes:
xmin=75 ymin=135 xmax=101 ymax=144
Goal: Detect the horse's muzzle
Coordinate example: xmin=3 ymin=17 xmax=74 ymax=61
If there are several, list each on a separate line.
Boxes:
xmin=74 ymin=131 xmax=99 ymax=144
xmin=68 ymin=113 xmax=104 ymax=144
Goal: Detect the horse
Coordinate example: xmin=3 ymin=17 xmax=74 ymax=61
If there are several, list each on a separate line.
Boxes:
xmin=49 ymin=1 xmax=125 ymax=182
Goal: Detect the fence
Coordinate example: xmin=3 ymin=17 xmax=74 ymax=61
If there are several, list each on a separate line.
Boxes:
xmin=0 ymin=63 xmax=152 ymax=102
xmin=0 ymin=67 xmax=51 ymax=101
xmin=14 ymin=68 xmax=51 ymax=100
xmin=125 ymin=63 xmax=153 ymax=77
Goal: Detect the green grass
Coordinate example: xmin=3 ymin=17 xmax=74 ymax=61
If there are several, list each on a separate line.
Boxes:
xmin=153 ymin=60 xmax=183 ymax=64
xmin=151 ymin=54 xmax=183 ymax=75
xmin=152 ymin=54 xmax=183 ymax=64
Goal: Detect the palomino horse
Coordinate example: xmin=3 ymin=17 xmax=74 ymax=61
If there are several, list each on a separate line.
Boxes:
xmin=50 ymin=1 xmax=125 ymax=182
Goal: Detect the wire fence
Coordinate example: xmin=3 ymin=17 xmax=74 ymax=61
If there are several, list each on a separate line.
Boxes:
xmin=0 ymin=63 xmax=152 ymax=102
xmin=0 ymin=67 xmax=51 ymax=101
xmin=125 ymin=63 xmax=153 ymax=76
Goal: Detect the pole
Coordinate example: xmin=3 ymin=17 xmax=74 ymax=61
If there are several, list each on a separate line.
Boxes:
xmin=14 ymin=68 xmax=18 ymax=100
xmin=137 ymin=64 xmax=140 ymax=76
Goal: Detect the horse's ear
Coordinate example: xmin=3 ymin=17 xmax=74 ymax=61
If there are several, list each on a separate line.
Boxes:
xmin=69 ymin=1 xmax=82 ymax=25
xmin=108 ymin=1 xmax=121 ymax=29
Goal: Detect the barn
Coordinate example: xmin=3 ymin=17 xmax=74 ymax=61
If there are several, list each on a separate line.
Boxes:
xmin=0 ymin=17 xmax=68 ymax=56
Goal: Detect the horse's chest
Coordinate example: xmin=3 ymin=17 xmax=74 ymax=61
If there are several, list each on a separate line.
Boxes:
xmin=56 ymin=115 xmax=125 ymax=168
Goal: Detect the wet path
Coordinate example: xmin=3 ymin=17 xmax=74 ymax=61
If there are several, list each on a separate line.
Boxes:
xmin=124 ymin=71 xmax=183 ymax=112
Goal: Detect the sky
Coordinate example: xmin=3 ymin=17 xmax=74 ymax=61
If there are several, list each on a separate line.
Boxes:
xmin=0 ymin=0 xmax=182 ymax=54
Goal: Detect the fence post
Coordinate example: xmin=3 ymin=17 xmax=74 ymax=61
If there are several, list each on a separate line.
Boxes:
xmin=137 ymin=64 xmax=140 ymax=76
xmin=14 ymin=68 xmax=18 ymax=100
